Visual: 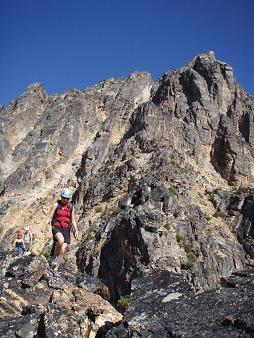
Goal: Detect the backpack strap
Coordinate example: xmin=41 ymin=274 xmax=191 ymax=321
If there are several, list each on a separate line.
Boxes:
xmin=51 ymin=201 xmax=60 ymax=226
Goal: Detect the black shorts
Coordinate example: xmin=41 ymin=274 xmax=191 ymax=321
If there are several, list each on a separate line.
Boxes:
xmin=52 ymin=226 xmax=71 ymax=244
xmin=24 ymin=242 xmax=31 ymax=251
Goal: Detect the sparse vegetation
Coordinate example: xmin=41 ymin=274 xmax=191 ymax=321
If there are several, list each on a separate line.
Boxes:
xmin=176 ymin=232 xmax=197 ymax=271
xmin=176 ymin=232 xmax=185 ymax=243
xmin=213 ymin=211 xmax=226 ymax=219
xmin=89 ymin=251 xmax=97 ymax=258
xmin=235 ymin=186 xmax=249 ymax=194
xmin=145 ymin=225 xmax=157 ymax=233
xmin=102 ymin=205 xmax=109 ymax=216
xmin=117 ymin=296 xmax=130 ymax=312
xmin=168 ymin=186 xmax=177 ymax=196
xmin=208 ymin=194 xmax=216 ymax=206
xmin=185 ymin=252 xmax=197 ymax=270
xmin=171 ymin=160 xmax=182 ymax=169
xmin=205 ymin=213 xmax=212 ymax=221
xmin=183 ymin=242 xmax=192 ymax=254
xmin=40 ymin=249 xmax=51 ymax=259
xmin=113 ymin=207 xmax=123 ymax=215
xmin=163 ymin=223 xmax=171 ymax=231
xmin=85 ymin=234 xmax=94 ymax=241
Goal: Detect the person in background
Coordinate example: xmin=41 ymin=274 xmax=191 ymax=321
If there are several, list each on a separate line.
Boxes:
xmin=23 ymin=226 xmax=33 ymax=253
xmin=42 ymin=188 xmax=79 ymax=273
xmin=14 ymin=231 xmax=25 ymax=254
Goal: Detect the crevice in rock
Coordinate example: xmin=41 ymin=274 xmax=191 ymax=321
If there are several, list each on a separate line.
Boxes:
xmin=179 ymin=69 xmax=202 ymax=106
xmin=236 ymin=195 xmax=254 ymax=257
xmin=37 ymin=313 xmax=46 ymax=338
xmin=97 ymin=215 xmax=149 ymax=303
xmin=239 ymin=112 xmax=250 ymax=143
xmin=95 ymin=321 xmax=114 ymax=338
xmin=222 ymin=317 xmax=254 ymax=335
xmin=210 ymin=116 xmax=236 ymax=184
xmin=87 ymin=308 xmax=96 ymax=322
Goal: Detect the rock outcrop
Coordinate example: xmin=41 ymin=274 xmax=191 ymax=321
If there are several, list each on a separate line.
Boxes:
xmin=0 ymin=252 xmax=122 ymax=337
xmin=107 ymin=269 xmax=254 ymax=337
xmin=75 ymin=52 xmax=254 ymax=297
xmin=1 ymin=51 xmax=254 ymax=336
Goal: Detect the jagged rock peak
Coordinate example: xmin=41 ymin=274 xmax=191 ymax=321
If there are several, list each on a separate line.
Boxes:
xmin=194 ymin=50 xmax=216 ymax=62
xmin=25 ymin=82 xmax=45 ymax=93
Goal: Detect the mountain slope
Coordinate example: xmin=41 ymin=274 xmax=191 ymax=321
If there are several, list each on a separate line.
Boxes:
xmin=0 ymin=51 xmax=254 ymax=301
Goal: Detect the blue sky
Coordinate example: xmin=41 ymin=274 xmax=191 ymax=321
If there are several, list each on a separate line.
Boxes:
xmin=1 ymin=0 xmax=253 ymax=107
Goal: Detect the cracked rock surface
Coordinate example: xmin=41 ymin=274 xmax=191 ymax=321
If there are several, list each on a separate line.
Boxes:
xmin=1 ymin=52 xmax=254 ymax=337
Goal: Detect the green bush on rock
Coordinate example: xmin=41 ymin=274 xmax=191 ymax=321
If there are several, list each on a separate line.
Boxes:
xmin=117 ymin=296 xmax=130 ymax=312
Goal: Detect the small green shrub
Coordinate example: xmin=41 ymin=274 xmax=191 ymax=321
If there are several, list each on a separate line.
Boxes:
xmin=171 ymin=161 xmax=181 ymax=169
xmin=114 ymin=207 xmax=122 ymax=215
xmin=85 ymin=234 xmax=94 ymax=241
xmin=236 ymin=186 xmax=249 ymax=194
xmin=163 ymin=223 xmax=171 ymax=231
xmin=102 ymin=205 xmax=109 ymax=216
xmin=176 ymin=232 xmax=196 ymax=270
xmin=213 ymin=211 xmax=225 ymax=219
xmin=185 ymin=252 xmax=197 ymax=270
xmin=168 ymin=186 xmax=177 ymax=196
xmin=176 ymin=232 xmax=185 ymax=243
xmin=183 ymin=242 xmax=192 ymax=254
xmin=145 ymin=225 xmax=157 ymax=233
xmin=40 ymin=249 xmax=51 ymax=259
xmin=208 ymin=194 xmax=216 ymax=205
xmin=117 ymin=296 xmax=130 ymax=312
xmin=205 ymin=213 xmax=211 ymax=221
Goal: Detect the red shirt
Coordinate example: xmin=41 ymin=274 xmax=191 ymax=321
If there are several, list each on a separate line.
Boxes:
xmin=53 ymin=203 xmax=72 ymax=228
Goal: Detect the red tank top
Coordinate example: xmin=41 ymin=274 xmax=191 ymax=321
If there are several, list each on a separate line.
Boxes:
xmin=53 ymin=203 xmax=72 ymax=228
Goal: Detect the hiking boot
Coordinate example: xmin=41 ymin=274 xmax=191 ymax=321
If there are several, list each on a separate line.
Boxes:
xmin=53 ymin=267 xmax=60 ymax=277
xmin=51 ymin=257 xmax=57 ymax=269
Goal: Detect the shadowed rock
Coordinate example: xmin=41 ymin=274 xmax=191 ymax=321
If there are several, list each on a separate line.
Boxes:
xmin=107 ymin=269 xmax=254 ymax=337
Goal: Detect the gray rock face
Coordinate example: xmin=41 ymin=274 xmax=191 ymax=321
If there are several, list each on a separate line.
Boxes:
xmin=0 ymin=73 xmax=152 ymax=198
xmin=76 ymin=175 xmax=246 ymax=301
xmin=0 ymin=252 xmax=122 ymax=337
xmin=1 ymin=52 xmax=254 ymax=336
xmin=232 ymin=193 xmax=254 ymax=257
xmin=206 ymin=189 xmax=254 ymax=259
xmin=152 ymin=52 xmax=254 ymax=186
xmin=73 ymin=53 xmax=254 ymax=302
xmin=107 ymin=269 xmax=254 ymax=337
xmin=77 ymin=271 xmax=110 ymax=300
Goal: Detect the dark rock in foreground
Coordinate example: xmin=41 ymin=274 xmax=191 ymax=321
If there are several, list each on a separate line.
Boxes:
xmin=0 ymin=251 xmax=122 ymax=337
xmin=107 ymin=269 xmax=254 ymax=337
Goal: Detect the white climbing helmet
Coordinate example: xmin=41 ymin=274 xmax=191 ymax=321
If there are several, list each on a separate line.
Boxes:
xmin=60 ymin=188 xmax=72 ymax=199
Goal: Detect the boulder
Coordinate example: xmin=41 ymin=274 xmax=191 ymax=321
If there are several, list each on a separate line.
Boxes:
xmin=107 ymin=269 xmax=254 ymax=337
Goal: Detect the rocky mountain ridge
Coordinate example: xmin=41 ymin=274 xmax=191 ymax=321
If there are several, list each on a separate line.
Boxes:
xmin=0 ymin=251 xmax=122 ymax=337
xmin=1 ymin=51 xmax=254 ymax=336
